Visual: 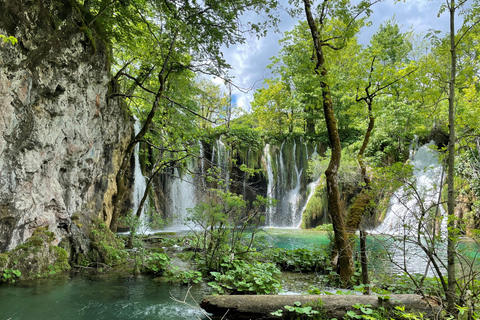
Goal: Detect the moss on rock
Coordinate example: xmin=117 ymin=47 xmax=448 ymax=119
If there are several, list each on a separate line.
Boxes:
xmin=0 ymin=227 xmax=71 ymax=282
xmin=88 ymin=219 xmax=127 ymax=267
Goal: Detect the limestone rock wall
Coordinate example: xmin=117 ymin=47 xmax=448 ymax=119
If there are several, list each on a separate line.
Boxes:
xmin=0 ymin=0 xmax=132 ymax=253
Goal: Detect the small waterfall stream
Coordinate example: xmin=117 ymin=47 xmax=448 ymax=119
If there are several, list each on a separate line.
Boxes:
xmin=263 ymin=139 xmax=317 ymax=228
xmin=371 ymin=142 xmax=445 ymax=235
xmin=132 ymin=117 xmax=149 ymax=233
xmin=165 ymin=163 xmax=198 ymax=231
xmin=215 ymin=138 xmax=230 ymax=189
xmin=264 ymin=144 xmax=275 ymax=225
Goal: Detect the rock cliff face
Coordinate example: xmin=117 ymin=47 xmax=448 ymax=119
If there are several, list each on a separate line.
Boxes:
xmin=0 ymin=0 xmax=131 ymax=254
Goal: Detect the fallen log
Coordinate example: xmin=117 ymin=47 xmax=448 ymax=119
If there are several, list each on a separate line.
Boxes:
xmin=201 ymin=294 xmax=441 ymax=319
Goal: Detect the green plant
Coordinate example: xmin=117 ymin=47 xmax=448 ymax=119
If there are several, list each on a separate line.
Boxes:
xmin=187 ymin=186 xmax=269 ymax=272
xmin=89 ymin=219 xmax=127 ymax=267
xmin=0 ymin=34 xmax=17 ymax=45
xmin=261 ymin=248 xmax=328 ymax=273
xmin=208 ymin=259 xmax=281 ymax=295
xmin=142 ymin=252 xmax=170 ymax=275
xmin=344 ymin=303 xmax=388 ymax=320
xmin=2 ymin=269 xmax=21 ymax=283
xmin=271 ymin=300 xmax=325 ymax=319
xmin=392 ymin=305 xmax=425 ymax=320
xmin=170 ymin=269 xmax=203 ymax=285
xmin=315 ymin=224 xmax=334 ymax=232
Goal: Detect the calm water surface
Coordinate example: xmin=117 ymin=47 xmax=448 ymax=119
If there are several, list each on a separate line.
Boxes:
xmin=0 ymin=273 xmax=210 ymax=320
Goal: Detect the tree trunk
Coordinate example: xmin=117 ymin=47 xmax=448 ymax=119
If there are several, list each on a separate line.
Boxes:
xmin=446 ymin=0 xmax=457 ymax=313
xmin=305 ymin=107 xmax=316 ymax=135
xmin=110 ymin=32 xmax=178 ymax=232
xmin=201 ymin=294 xmax=440 ymax=320
xmin=357 ymin=105 xmax=375 ymax=185
xmin=360 ymin=229 xmax=370 ymax=294
xmin=302 ymin=0 xmax=354 ymax=287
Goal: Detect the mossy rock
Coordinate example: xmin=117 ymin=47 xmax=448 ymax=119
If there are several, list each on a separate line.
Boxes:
xmin=0 ymin=228 xmax=71 ymax=282
xmin=88 ymin=219 xmax=127 ymax=267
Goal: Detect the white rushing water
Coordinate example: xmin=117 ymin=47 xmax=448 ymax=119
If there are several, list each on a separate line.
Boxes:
xmin=215 ymin=137 xmax=230 ymax=189
xmin=264 ymin=144 xmax=275 ymax=225
xmin=263 ymin=139 xmax=318 ymax=228
xmin=132 ymin=117 xmax=149 ymax=234
xmin=283 ymin=140 xmax=303 ymax=227
xmin=371 ymin=141 xmax=445 ymax=236
xmin=165 ymin=164 xmax=197 ymax=231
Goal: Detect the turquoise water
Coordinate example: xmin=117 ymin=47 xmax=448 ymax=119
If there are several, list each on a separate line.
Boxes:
xmin=1 ymin=229 xmax=478 ymax=319
xmin=258 ymin=228 xmax=330 ymax=250
xmin=0 ymin=272 xmax=210 ymax=320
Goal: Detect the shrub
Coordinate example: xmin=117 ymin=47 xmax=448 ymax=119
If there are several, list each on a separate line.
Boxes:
xmin=208 ymin=259 xmax=281 ymax=295
xmin=261 ymin=248 xmax=328 ymax=273
xmin=142 ymin=252 xmax=170 ymax=275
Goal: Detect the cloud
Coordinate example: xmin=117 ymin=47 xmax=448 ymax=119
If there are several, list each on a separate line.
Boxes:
xmin=221 ymin=0 xmax=451 ymax=113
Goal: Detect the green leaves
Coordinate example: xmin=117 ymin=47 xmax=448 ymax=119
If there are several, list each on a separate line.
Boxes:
xmin=142 ymin=252 xmax=171 ymax=275
xmin=0 ymin=35 xmax=17 ymax=45
xmin=208 ymin=260 xmax=281 ymax=295
xmin=2 ymin=269 xmax=21 ymax=283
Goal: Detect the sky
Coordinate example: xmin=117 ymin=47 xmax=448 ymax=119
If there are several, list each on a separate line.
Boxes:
xmin=213 ymin=0 xmax=453 ymax=113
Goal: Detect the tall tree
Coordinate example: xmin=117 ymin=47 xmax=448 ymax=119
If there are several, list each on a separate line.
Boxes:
xmin=446 ymin=0 xmax=457 ymax=313
xmin=297 ymin=0 xmax=374 ymax=286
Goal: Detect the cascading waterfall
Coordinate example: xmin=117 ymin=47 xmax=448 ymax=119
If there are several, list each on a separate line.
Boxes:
xmin=264 ymin=144 xmax=275 ymax=225
xmin=297 ymin=147 xmax=321 ymax=228
xmin=263 ymin=139 xmax=315 ymax=228
xmin=281 ymin=140 xmax=303 ymax=227
xmin=132 ymin=117 xmax=149 ymax=234
xmin=371 ymin=141 xmax=445 ymax=235
xmin=160 ymin=137 xmax=318 ymax=230
xmin=199 ymin=141 xmax=206 ymax=189
xmin=243 ymin=147 xmax=251 ymax=198
xmin=165 ymin=163 xmax=197 ymax=230
xmin=215 ymin=138 xmax=230 ymax=189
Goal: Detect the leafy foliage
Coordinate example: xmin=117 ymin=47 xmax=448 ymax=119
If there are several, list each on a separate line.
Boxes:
xmin=90 ymin=220 xmax=127 ymax=267
xmin=187 ymin=188 xmax=268 ymax=272
xmin=142 ymin=252 xmax=170 ymax=275
xmin=261 ymin=248 xmax=329 ymax=272
xmin=208 ymin=259 xmax=281 ymax=295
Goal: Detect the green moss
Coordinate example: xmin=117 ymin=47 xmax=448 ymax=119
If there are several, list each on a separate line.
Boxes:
xmin=346 ymin=191 xmax=373 ymax=232
xmin=0 ymin=253 xmax=8 ymax=269
xmin=89 ymin=219 xmax=128 ymax=267
xmin=301 ymin=182 xmax=328 ymax=229
xmin=51 ymin=246 xmax=70 ymax=273
xmin=0 ymin=228 xmax=71 ymax=282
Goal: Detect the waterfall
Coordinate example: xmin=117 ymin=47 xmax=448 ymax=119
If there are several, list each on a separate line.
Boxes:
xmin=160 ymin=137 xmax=318 ymax=230
xmin=371 ymin=142 xmax=445 ymax=235
xmin=165 ymin=163 xmax=197 ymax=231
xmin=199 ymin=141 xmax=206 ymax=189
xmin=297 ymin=178 xmax=321 ymax=228
xmin=132 ymin=117 xmax=149 ymax=234
xmin=263 ymin=139 xmax=315 ymax=228
xmin=296 ymin=146 xmax=320 ymax=228
xmin=282 ymin=140 xmax=303 ymax=227
xmin=215 ymin=137 xmax=230 ymax=189
xmin=264 ymin=144 xmax=275 ymax=225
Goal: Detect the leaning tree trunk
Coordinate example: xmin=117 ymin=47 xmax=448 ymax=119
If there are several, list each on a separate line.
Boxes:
xmin=110 ymin=74 xmax=167 ymax=232
xmin=303 ymin=0 xmax=354 ymax=287
xmin=110 ymin=32 xmax=178 ymax=232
